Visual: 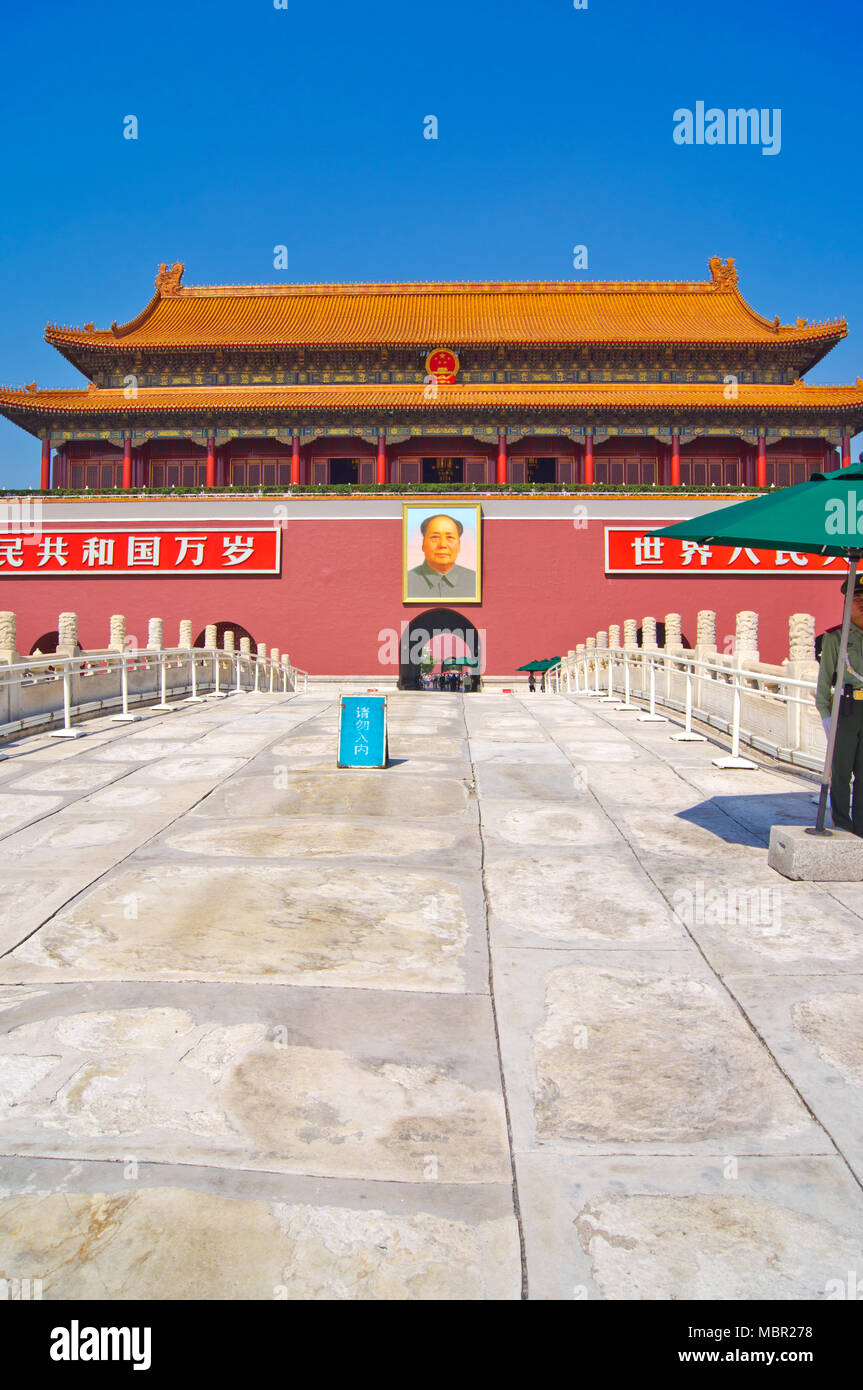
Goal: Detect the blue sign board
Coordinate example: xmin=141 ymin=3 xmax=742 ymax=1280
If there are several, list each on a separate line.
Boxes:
xmin=337 ymin=696 xmax=388 ymax=768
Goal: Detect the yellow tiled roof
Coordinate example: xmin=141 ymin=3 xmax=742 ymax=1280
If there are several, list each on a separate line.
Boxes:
xmin=43 ymin=267 xmax=846 ymax=350
xmin=4 ymin=381 xmax=863 ymax=414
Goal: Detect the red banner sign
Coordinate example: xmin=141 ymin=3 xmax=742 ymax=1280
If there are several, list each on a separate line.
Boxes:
xmin=0 ymin=529 xmax=281 ymax=576
xmin=604 ymin=527 xmax=849 ymax=576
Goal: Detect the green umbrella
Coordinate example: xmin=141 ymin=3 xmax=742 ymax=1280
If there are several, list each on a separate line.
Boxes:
xmin=540 ymin=657 xmax=562 ymax=670
xmin=648 ymin=462 xmax=863 ymax=834
xmin=516 ymin=660 xmax=546 ymax=671
xmin=441 ymin=656 xmax=479 ymax=667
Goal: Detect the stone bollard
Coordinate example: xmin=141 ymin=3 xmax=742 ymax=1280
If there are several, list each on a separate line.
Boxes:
xmin=641 ymin=616 xmax=658 ymax=651
xmin=223 ymin=630 xmax=235 ymax=653
xmin=608 ymin=626 xmax=621 ymax=649
xmin=696 ymin=610 xmax=717 ymax=651
xmin=789 ymin=613 xmax=815 ymax=664
xmin=240 ymin=636 xmax=251 ymax=655
xmin=0 ymin=611 xmax=18 ymax=664
xmin=179 ymin=620 xmax=193 ymax=648
xmin=596 ymin=631 xmax=608 ymax=649
xmin=109 ymin=615 xmax=126 ymax=653
xmin=664 ymin=613 xmax=683 ymax=652
xmin=735 ymin=610 xmax=759 ymax=662
xmin=787 ymin=613 xmax=819 ymax=753
xmin=147 ymin=618 xmax=163 ymax=651
xmin=204 ymin=625 xmax=217 ymax=649
xmin=695 ymin=609 xmax=718 ymax=709
xmin=623 ymin=618 xmax=637 ymax=648
xmin=57 ymin=612 xmax=78 ymax=657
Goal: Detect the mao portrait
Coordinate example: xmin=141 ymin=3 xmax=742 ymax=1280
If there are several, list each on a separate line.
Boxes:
xmin=402 ymin=503 xmax=482 ymax=603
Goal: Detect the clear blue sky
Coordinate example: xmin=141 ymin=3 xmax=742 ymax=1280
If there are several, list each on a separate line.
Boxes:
xmin=1 ymin=0 xmax=860 ymax=486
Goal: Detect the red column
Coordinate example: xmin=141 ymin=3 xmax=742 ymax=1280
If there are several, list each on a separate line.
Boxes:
xmin=842 ymin=434 xmax=852 ymax=468
xmin=757 ymin=434 xmax=767 ymax=487
xmin=206 ymin=434 xmax=216 ymax=488
xmin=122 ymin=436 xmax=132 ymax=489
xmin=291 ymin=433 xmax=301 ymax=486
xmin=670 ymin=431 xmax=681 ymax=487
xmin=497 ymin=432 xmax=508 ymax=485
xmin=376 ymin=432 xmax=386 ymax=485
xmin=40 ymin=438 xmax=51 ymax=490
xmin=584 ymin=432 xmax=594 ymax=485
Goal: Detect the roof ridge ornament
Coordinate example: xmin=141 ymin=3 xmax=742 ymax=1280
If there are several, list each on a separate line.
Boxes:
xmin=708 ymin=256 xmax=739 ymax=290
xmin=155 ymin=262 xmax=184 ymax=296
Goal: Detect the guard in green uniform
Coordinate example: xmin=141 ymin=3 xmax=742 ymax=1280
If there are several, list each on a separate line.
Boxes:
xmin=815 ymin=577 xmax=863 ymax=834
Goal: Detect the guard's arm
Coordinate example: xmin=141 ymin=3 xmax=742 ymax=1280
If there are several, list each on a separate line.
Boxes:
xmin=815 ymin=632 xmax=839 ymax=721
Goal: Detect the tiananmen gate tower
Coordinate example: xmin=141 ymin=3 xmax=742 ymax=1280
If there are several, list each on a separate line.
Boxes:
xmin=1 ymin=255 xmax=862 ymax=678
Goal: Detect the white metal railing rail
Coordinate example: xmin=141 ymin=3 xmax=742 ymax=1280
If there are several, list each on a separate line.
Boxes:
xmin=543 ymin=646 xmax=824 ymax=771
xmin=0 ymin=647 xmax=309 ymax=746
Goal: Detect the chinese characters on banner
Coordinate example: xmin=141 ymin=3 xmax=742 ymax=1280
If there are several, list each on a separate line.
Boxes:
xmin=604 ymin=528 xmax=850 ymax=576
xmin=0 ymin=530 xmax=281 ymax=575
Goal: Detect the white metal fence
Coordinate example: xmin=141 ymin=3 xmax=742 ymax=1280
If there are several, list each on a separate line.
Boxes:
xmin=0 ymin=647 xmax=309 ymax=745
xmin=548 ymin=645 xmax=825 ymax=772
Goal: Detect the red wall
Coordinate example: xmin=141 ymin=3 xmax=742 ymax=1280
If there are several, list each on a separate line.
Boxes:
xmin=1 ymin=512 xmax=847 ymax=673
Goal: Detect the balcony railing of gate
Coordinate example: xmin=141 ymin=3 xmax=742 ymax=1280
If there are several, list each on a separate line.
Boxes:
xmin=543 ymin=609 xmax=826 ymax=772
xmin=0 ymin=609 xmax=309 ymax=746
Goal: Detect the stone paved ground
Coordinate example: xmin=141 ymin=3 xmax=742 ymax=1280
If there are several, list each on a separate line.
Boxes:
xmin=0 ymin=688 xmax=862 ymax=1300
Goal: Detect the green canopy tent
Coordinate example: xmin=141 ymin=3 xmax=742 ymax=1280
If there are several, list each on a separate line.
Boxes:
xmin=647 ymin=461 xmax=863 ymax=834
xmin=516 ymin=661 xmax=547 ymax=672
xmin=441 ymin=656 xmax=479 ymax=668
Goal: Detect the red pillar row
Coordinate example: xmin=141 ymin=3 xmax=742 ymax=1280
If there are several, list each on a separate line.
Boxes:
xmin=291 ymin=433 xmax=301 ymax=486
xmin=670 ymin=431 xmax=681 ymax=487
xmin=583 ymin=432 xmax=594 ymax=485
xmin=842 ymin=433 xmax=852 ymax=468
xmin=40 ymin=438 xmax=51 ymax=490
xmin=206 ymin=435 xmax=216 ymax=488
xmin=122 ymin=436 xmax=132 ymax=489
xmin=757 ymin=434 xmax=767 ymax=487
xmin=377 ymin=432 xmax=386 ymax=485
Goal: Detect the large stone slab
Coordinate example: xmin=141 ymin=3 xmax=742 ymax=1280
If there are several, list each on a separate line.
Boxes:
xmin=0 ymin=863 xmax=484 ymax=990
xmin=0 ymin=1187 xmax=518 ymax=1299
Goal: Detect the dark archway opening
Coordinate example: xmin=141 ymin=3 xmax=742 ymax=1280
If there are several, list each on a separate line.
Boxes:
xmin=29 ymin=631 xmax=83 ymax=656
xmin=193 ymin=621 xmax=257 ymax=649
xmin=399 ymin=607 xmax=482 ymax=689
xmin=634 ymin=623 xmax=692 ymax=649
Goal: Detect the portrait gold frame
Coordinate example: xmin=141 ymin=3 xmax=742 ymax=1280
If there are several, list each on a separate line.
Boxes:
xmin=402 ymin=501 xmax=482 ymax=604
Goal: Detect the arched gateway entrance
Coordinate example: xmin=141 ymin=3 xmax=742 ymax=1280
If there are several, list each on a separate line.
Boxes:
xmin=399 ymin=608 xmax=482 ymax=689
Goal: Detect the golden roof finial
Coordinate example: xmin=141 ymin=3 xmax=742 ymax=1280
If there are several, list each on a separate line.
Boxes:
xmin=155 ymin=262 xmax=184 ymax=296
xmin=708 ymin=256 xmax=739 ymax=290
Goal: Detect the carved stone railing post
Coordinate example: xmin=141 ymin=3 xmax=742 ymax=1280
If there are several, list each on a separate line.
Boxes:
xmin=147 ymin=618 xmax=163 ymax=651
xmin=695 ymin=609 xmax=717 ymax=707
xmin=223 ymin=630 xmax=235 ymax=653
xmin=204 ymin=624 xmax=217 ymax=649
xmin=109 ymin=615 xmax=126 ymax=654
xmin=735 ymin=610 xmax=759 ymax=664
xmin=179 ymin=620 xmax=193 ymax=647
xmin=0 ymin=611 xmax=18 ymax=665
xmin=786 ymin=613 xmax=819 ymax=752
xmin=57 ymin=612 xmax=78 ymax=658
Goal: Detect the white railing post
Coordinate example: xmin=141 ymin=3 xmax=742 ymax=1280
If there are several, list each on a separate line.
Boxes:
xmin=670 ymin=657 xmax=706 ymax=742
xmin=712 ymin=666 xmax=757 ymax=768
xmin=50 ymin=659 xmax=85 ymax=739
xmin=111 ymin=652 xmax=141 ymax=723
xmin=637 ymin=653 xmax=668 ymax=723
xmin=186 ymin=648 xmax=207 ymax=704
xmin=151 ymin=649 xmax=174 ymax=713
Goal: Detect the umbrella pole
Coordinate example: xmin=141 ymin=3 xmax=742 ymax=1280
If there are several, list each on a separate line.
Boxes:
xmin=809 ymin=555 xmax=860 ymax=836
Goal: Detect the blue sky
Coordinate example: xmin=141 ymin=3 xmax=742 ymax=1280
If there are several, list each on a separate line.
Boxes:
xmin=0 ymin=0 xmax=860 ymax=485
